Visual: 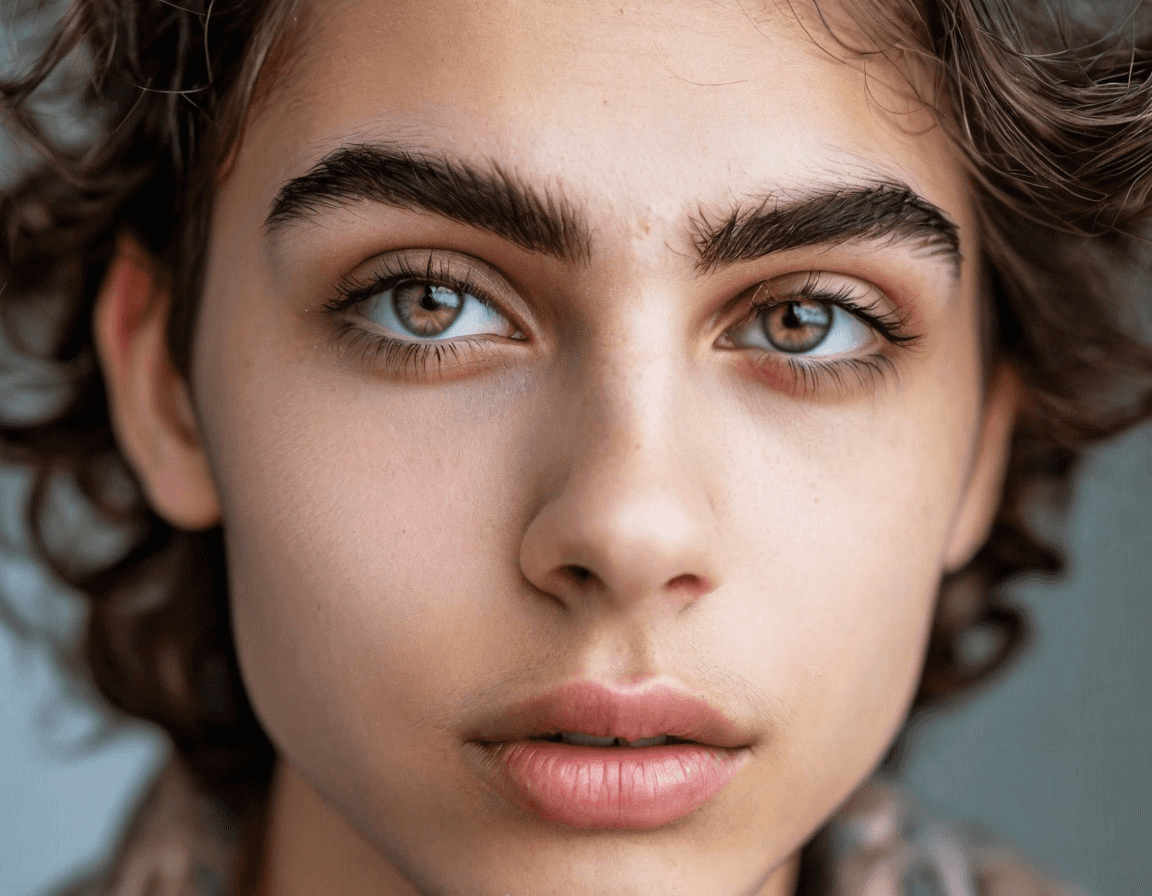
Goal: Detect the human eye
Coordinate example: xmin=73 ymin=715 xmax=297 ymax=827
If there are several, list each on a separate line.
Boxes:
xmin=720 ymin=271 xmax=922 ymax=397
xmin=321 ymin=249 xmax=524 ymax=378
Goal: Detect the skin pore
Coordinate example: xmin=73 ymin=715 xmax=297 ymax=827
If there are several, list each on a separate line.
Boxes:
xmin=93 ymin=0 xmax=1020 ymax=894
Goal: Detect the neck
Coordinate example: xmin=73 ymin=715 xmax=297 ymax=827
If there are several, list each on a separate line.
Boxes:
xmin=254 ymin=760 xmax=421 ymax=896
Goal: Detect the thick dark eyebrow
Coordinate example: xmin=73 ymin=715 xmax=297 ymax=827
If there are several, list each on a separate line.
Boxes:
xmin=264 ymin=143 xmax=592 ymax=264
xmin=692 ymin=182 xmax=962 ymax=276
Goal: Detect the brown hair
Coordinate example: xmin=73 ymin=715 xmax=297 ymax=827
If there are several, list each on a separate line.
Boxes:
xmin=2 ymin=0 xmax=1151 ymax=872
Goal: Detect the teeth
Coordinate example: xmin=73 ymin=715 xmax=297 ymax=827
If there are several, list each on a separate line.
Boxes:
xmin=622 ymin=735 xmax=668 ymax=747
xmin=559 ymin=733 xmax=668 ymax=747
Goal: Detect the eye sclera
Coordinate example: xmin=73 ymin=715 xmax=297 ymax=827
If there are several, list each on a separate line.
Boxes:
xmin=322 ymin=251 xmax=922 ymax=387
xmin=718 ymin=270 xmax=918 ymax=360
xmin=325 ymin=247 xmax=527 ymax=344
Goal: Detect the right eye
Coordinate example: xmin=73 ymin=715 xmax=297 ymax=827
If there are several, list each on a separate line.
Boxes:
xmin=358 ymin=279 xmax=514 ymax=342
xmin=321 ymin=250 xmax=527 ymax=378
xmin=728 ymin=297 xmax=878 ymax=357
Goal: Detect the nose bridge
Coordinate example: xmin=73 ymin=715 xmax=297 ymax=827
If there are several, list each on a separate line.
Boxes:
xmin=585 ymin=337 xmax=683 ymax=466
xmin=575 ymin=283 xmax=692 ymax=459
xmin=519 ymin=330 xmax=721 ymax=611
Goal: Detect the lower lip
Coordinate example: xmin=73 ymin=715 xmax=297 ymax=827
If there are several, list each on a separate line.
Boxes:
xmin=478 ymin=740 xmax=750 ymax=829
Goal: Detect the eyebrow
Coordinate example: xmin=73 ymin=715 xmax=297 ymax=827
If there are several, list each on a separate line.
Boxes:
xmin=266 ymin=143 xmax=961 ymax=276
xmin=692 ymin=182 xmax=962 ymax=276
xmin=265 ymin=143 xmax=592 ymax=264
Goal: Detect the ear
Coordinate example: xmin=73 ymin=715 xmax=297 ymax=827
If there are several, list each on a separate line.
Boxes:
xmin=942 ymin=363 xmax=1021 ymax=572
xmin=93 ymin=238 xmax=221 ymax=530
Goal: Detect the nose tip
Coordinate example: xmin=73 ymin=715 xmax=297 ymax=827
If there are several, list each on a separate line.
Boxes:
xmin=556 ymin=563 xmax=713 ymax=603
xmin=519 ymin=478 xmax=719 ymax=612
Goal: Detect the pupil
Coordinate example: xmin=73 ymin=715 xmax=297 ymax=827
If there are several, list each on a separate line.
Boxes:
xmin=763 ymin=300 xmax=831 ymax=353
xmin=393 ymin=282 xmax=464 ymax=337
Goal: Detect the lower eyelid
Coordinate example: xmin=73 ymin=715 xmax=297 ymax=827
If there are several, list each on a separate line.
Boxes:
xmin=779 ymin=355 xmax=899 ymax=399
xmin=329 ymin=325 xmax=503 ymax=379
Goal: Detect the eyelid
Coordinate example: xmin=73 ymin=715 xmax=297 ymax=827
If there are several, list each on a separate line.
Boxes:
xmin=736 ymin=271 xmax=919 ymax=347
xmin=747 ymin=271 xmax=876 ymax=314
xmin=327 ymin=248 xmax=527 ymax=335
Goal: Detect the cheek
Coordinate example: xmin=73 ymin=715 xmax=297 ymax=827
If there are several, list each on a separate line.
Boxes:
xmin=708 ymin=344 xmax=981 ymax=753
xmin=208 ymin=378 xmax=528 ymax=741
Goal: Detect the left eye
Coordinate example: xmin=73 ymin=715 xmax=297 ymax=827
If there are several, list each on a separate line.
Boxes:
xmin=726 ymin=283 xmax=878 ymax=358
xmin=359 ymin=280 xmax=512 ymax=341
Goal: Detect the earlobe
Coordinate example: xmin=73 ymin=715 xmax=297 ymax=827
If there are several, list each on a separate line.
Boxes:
xmin=942 ymin=364 xmax=1021 ymax=573
xmin=93 ymin=238 xmax=221 ymax=530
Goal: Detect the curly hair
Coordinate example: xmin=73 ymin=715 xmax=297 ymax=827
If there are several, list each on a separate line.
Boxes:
xmin=1 ymin=0 xmax=1151 ymax=880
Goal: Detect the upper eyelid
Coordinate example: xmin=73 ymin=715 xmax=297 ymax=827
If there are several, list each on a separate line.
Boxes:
xmin=726 ymin=273 xmax=921 ymax=352
xmin=334 ymin=249 xmax=525 ymax=322
xmin=725 ymin=272 xmax=878 ymax=326
xmin=335 ymin=251 xmax=913 ymax=343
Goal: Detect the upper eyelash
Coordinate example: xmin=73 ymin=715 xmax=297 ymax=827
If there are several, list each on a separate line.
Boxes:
xmin=744 ymin=277 xmax=922 ymax=349
xmin=323 ymin=252 xmax=500 ymax=316
xmin=328 ymin=257 xmax=919 ymax=351
xmin=321 ymin=257 xmax=923 ymax=387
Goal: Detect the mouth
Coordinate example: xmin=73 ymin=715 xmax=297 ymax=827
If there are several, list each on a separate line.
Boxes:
xmin=534 ymin=732 xmax=688 ymax=747
xmin=465 ymin=680 xmax=754 ymax=829
xmin=468 ymin=679 xmax=754 ymax=748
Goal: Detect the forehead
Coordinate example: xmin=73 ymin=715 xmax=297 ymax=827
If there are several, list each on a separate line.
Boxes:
xmin=238 ymin=0 xmax=969 ymax=260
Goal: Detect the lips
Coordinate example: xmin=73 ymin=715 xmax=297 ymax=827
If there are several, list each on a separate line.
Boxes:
xmin=469 ymin=680 xmax=754 ymax=747
xmin=466 ymin=681 xmax=754 ymax=829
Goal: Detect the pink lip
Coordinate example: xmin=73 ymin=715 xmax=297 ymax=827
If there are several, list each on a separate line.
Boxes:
xmin=467 ymin=681 xmax=754 ymax=829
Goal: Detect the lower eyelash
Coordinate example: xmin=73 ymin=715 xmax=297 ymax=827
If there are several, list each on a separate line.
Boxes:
xmin=330 ymin=321 xmax=483 ymax=377
xmin=336 ymin=326 xmax=904 ymax=390
xmin=781 ymin=355 xmax=899 ymax=399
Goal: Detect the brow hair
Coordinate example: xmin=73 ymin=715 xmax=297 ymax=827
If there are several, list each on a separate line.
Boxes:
xmin=269 ymin=145 xmax=961 ymax=281
xmin=265 ymin=143 xmax=593 ymax=264
xmin=692 ymin=182 xmax=962 ymax=275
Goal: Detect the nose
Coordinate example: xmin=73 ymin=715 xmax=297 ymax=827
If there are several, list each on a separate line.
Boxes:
xmin=519 ymin=353 xmax=721 ymax=615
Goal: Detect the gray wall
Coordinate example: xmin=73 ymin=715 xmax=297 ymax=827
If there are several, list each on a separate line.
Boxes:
xmin=1 ymin=423 xmax=1150 ymax=896
xmin=902 ymin=421 xmax=1152 ymax=896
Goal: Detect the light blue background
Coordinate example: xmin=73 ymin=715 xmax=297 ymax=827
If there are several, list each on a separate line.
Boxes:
xmin=1 ymin=422 xmax=1150 ymax=896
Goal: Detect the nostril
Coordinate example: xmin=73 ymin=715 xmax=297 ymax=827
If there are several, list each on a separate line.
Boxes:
xmin=561 ymin=564 xmax=594 ymax=585
xmin=667 ymin=573 xmax=709 ymax=598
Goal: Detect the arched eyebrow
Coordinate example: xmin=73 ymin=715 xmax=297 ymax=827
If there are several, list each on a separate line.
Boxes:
xmin=264 ymin=143 xmax=961 ymax=276
xmin=265 ymin=143 xmax=592 ymax=264
xmin=691 ymin=182 xmax=961 ymax=276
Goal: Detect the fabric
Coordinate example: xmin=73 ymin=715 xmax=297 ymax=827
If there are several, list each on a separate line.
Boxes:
xmin=52 ymin=760 xmax=1086 ymax=896
xmin=823 ymin=779 xmax=1087 ymax=896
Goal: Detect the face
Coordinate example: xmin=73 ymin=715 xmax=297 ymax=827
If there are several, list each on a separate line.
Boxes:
xmin=101 ymin=0 xmax=1018 ymax=893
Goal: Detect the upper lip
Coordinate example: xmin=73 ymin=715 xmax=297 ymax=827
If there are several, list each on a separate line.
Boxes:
xmin=468 ymin=680 xmax=755 ymax=749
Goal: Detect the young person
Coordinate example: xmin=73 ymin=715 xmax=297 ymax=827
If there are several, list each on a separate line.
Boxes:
xmin=2 ymin=0 xmax=1150 ymax=894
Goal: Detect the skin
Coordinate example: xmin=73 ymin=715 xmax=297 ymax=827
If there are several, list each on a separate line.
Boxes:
xmin=94 ymin=0 xmax=1020 ymax=893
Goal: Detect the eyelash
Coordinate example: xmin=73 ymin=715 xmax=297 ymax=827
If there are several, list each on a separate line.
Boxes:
xmin=323 ymin=254 xmax=514 ymax=377
xmin=737 ymin=276 xmax=922 ymax=398
xmin=321 ymin=257 xmax=923 ymax=392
